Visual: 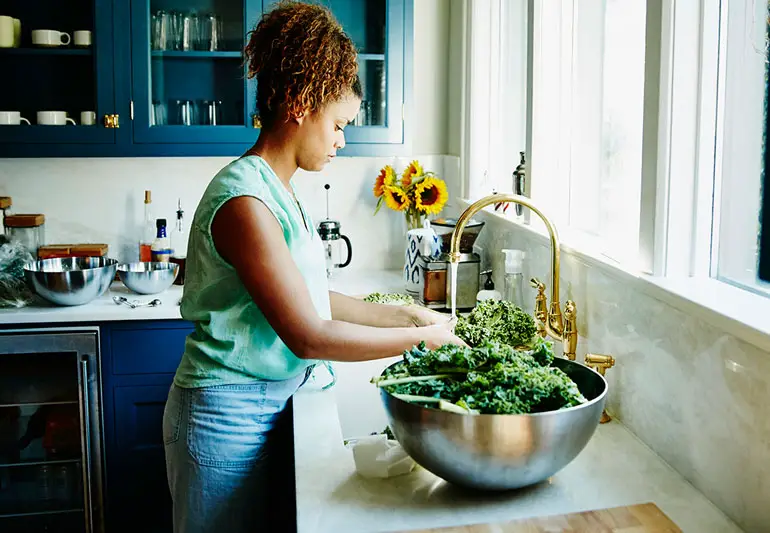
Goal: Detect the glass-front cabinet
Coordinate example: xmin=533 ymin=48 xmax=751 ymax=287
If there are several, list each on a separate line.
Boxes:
xmin=0 ymin=0 xmax=117 ymax=148
xmin=130 ymin=0 xmax=261 ymax=146
xmin=329 ymin=0 xmax=406 ymax=147
xmin=0 ymin=0 xmax=412 ymax=157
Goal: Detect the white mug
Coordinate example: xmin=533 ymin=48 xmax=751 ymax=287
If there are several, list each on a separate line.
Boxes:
xmin=0 ymin=16 xmax=14 ymax=48
xmin=73 ymin=30 xmax=91 ymax=47
xmin=31 ymin=29 xmax=70 ymax=47
xmin=0 ymin=111 xmax=31 ymax=125
xmin=80 ymin=111 xmax=96 ymax=125
xmin=37 ymin=111 xmax=76 ymax=126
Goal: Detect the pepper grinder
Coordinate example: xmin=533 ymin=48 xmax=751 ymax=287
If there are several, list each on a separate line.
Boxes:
xmin=316 ymin=184 xmax=352 ymax=278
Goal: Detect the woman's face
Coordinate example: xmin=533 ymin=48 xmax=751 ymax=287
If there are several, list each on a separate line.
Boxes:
xmin=295 ymin=93 xmax=361 ymax=171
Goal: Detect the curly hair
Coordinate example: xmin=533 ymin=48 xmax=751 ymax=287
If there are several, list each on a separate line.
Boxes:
xmin=244 ymin=1 xmax=362 ymax=129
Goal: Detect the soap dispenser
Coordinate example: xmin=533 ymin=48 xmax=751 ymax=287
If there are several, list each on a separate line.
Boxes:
xmin=502 ymin=249 xmax=525 ymax=308
xmin=476 ymin=270 xmax=502 ymax=303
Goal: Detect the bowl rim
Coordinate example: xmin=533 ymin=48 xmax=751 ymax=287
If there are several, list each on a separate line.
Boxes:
xmin=117 ymin=261 xmax=180 ymax=272
xmin=378 ymin=357 xmax=608 ymax=419
xmin=23 ymin=256 xmax=118 ymax=273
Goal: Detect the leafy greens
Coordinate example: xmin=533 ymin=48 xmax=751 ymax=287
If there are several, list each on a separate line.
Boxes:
xmin=373 ymin=340 xmax=586 ymax=415
xmin=363 ymin=292 xmax=415 ymax=306
xmin=455 ymin=299 xmax=537 ymax=349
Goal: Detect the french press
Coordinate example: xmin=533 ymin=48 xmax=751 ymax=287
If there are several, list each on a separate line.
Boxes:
xmin=317 ymin=184 xmax=352 ymax=278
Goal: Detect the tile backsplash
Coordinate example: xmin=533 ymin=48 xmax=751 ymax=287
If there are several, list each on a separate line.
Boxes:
xmin=0 ymin=155 xmax=460 ymax=269
xmin=473 ymin=210 xmax=770 ymax=533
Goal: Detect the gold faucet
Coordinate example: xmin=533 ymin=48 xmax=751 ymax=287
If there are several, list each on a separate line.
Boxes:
xmin=448 ymin=194 xmax=579 ymax=360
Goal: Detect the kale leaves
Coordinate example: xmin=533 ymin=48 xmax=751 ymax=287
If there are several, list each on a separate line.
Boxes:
xmin=373 ymin=340 xmax=586 ymax=415
xmin=454 ymin=299 xmax=537 ymax=349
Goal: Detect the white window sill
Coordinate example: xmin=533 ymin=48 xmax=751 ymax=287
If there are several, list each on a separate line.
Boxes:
xmin=457 ymin=198 xmax=770 ymax=353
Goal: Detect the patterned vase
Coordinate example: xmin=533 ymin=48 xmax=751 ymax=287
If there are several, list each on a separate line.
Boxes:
xmin=403 ymin=215 xmax=441 ymax=294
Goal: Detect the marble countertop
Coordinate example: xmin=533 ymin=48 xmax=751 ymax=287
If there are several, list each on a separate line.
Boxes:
xmin=0 ymin=269 xmax=407 ymax=325
xmin=0 ymin=282 xmax=185 ymax=324
xmin=292 ymin=386 xmax=743 ymax=533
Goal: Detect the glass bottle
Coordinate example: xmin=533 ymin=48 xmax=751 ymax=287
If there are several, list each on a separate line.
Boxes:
xmin=151 ymin=218 xmax=172 ymax=262
xmin=502 ymin=249 xmax=525 ymax=308
xmin=139 ymin=191 xmax=154 ymax=262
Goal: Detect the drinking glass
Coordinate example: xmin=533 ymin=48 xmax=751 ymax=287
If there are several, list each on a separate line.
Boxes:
xmin=172 ymin=99 xmax=196 ymax=126
xmin=200 ymin=100 xmax=223 ymax=125
xmin=199 ymin=14 xmax=223 ymax=51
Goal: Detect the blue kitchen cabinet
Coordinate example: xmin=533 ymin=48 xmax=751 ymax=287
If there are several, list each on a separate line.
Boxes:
xmin=128 ymin=0 xmax=263 ymax=155
xmin=0 ymin=0 xmax=413 ymax=158
xmin=100 ymin=320 xmax=193 ymax=533
xmin=0 ymin=0 xmax=119 ymax=156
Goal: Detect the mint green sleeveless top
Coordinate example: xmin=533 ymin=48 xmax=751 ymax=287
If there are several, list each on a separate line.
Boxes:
xmin=173 ymin=155 xmax=330 ymax=387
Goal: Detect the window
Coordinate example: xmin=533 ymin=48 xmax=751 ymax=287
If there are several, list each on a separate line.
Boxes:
xmin=463 ymin=0 xmax=649 ymax=266
xmin=711 ymin=0 xmax=770 ymax=296
xmin=462 ymin=0 xmax=770 ymax=302
xmin=530 ymin=0 xmax=648 ymax=265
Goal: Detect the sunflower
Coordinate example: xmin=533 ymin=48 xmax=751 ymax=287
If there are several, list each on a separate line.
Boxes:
xmin=373 ymin=165 xmax=396 ymax=198
xmin=413 ymin=176 xmax=449 ymax=215
xmin=401 ymin=160 xmax=423 ymax=188
xmin=383 ymin=185 xmax=411 ymax=211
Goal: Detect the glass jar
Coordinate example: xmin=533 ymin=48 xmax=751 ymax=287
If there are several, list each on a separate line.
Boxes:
xmin=4 ymin=214 xmax=45 ymax=257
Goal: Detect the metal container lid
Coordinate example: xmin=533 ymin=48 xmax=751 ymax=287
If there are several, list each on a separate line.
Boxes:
xmin=317 ymin=220 xmax=341 ymax=239
xmin=430 ymin=217 xmax=484 ymax=229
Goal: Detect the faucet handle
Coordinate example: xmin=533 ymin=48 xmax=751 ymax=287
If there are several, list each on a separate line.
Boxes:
xmin=562 ymin=300 xmax=578 ymax=361
xmin=530 ymin=278 xmax=548 ymax=338
xmin=584 ymin=353 xmax=615 ymax=424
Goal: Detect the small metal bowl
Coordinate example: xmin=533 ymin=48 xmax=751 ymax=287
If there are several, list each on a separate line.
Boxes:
xmin=24 ymin=257 xmax=118 ymax=306
xmin=379 ymin=357 xmax=607 ymax=490
xmin=117 ymin=262 xmax=179 ymax=295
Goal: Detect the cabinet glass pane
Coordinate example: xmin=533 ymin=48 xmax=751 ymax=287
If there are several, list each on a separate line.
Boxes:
xmin=0 ymin=1 xmax=99 ymax=127
xmin=329 ymin=0 xmax=387 ymax=127
xmin=0 ymin=352 xmax=84 ymax=525
xmin=147 ymin=0 xmax=246 ymax=128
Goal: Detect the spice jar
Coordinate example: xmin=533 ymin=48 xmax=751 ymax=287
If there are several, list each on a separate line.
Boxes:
xmin=4 ymin=214 xmax=45 ymax=256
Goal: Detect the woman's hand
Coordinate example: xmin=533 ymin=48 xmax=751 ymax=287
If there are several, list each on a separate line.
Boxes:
xmin=420 ymin=316 xmax=468 ymax=349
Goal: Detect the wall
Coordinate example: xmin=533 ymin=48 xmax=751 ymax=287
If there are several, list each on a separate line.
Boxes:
xmin=412 ymin=0 xmax=450 ymax=155
xmin=0 ymin=155 xmax=460 ymax=269
xmin=472 ymin=210 xmax=770 ymax=533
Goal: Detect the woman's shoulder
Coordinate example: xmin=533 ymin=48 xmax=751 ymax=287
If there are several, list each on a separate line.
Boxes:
xmin=193 ymin=156 xmax=288 ymax=227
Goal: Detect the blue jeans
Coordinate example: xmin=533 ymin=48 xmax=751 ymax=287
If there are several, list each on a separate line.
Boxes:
xmin=163 ymin=369 xmax=311 ymax=533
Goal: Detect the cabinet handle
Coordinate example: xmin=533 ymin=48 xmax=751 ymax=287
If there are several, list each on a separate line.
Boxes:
xmin=79 ymin=358 xmax=94 ymax=533
xmin=103 ymin=114 xmax=120 ymax=128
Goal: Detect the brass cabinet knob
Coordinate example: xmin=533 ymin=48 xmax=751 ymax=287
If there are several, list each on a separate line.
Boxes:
xmin=103 ymin=114 xmax=120 ymax=128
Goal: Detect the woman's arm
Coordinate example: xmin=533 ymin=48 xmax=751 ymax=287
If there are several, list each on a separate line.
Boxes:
xmin=211 ymin=196 xmax=464 ymax=362
xmin=329 ymin=291 xmax=453 ymax=328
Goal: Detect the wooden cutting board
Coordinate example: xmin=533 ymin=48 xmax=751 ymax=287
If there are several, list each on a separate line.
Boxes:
xmin=401 ymin=503 xmax=681 ymax=532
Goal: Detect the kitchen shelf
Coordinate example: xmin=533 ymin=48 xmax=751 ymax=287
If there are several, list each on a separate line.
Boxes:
xmin=0 ymin=400 xmax=78 ymax=409
xmin=0 ymin=459 xmax=81 ymax=469
xmin=0 ymin=507 xmax=84 ymax=519
xmin=0 ymin=48 xmax=92 ymax=56
xmin=150 ymin=50 xmax=242 ymax=59
xmin=358 ymin=53 xmax=386 ymax=61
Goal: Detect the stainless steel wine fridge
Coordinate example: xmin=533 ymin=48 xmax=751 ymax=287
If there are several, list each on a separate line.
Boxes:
xmin=0 ymin=327 xmax=104 ymax=533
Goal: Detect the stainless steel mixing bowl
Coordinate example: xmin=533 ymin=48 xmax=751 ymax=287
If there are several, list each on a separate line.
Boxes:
xmin=24 ymin=257 xmax=118 ymax=306
xmin=379 ymin=357 xmax=607 ymax=490
xmin=118 ymin=262 xmax=179 ymax=295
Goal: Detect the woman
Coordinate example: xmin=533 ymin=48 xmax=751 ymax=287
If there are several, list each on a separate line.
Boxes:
xmin=162 ymin=2 xmax=464 ymax=532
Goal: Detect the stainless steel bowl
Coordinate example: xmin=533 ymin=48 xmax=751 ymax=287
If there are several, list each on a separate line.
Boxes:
xmin=24 ymin=257 xmax=118 ymax=306
xmin=380 ymin=357 xmax=607 ymax=490
xmin=117 ymin=262 xmax=179 ymax=295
